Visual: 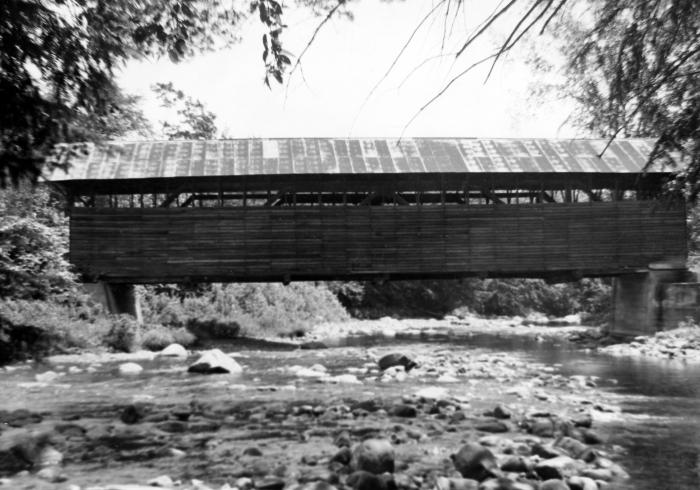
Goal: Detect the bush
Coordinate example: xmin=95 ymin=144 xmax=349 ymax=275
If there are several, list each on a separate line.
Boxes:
xmin=103 ymin=316 xmax=141 ymax=352
xmin=333 ymin=277 xmax=612 ymax=323
xmin=185 ymin=314 xmax=244 ymax=339
xmin=0 ymin=184 xmax=76 ymax=300
xmin=140 ymin=325 xmax=196 ymax=351
xmin=140 ymin=282 xmax=349 ymax=338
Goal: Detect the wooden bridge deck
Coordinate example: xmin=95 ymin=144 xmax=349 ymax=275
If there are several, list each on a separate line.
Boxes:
xmin=70 ymin=200 xmax=687 ymax=283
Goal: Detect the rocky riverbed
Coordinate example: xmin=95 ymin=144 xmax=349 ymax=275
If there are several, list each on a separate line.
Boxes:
xmin=599 ymin=324 xmax=700 ymax=362
xmin=0 ymin=334 xmax=630 ymax=490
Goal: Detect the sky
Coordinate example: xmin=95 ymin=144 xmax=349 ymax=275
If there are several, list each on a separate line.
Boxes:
xmin=119 ymin=1 xmax=580 ymax=140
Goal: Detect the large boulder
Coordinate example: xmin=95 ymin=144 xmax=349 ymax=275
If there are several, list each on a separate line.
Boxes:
xmin=351 ymin=439 xmax=395 ymax=474
xmin=377 ymin=353 xmax=417 ymax=372
xmin=158 ymin=343 xmax=188 ymax=358
xmin=187 ymin=349 xmax=242 ymax=374
xmin=451 ymin=443 xmax=499 ymax=481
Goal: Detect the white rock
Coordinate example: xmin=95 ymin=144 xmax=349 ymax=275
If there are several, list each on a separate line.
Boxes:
xmin=188 ymin=349 xmax=242 ymax=374
xmin=325 ymin=374 xmax=362 ymax=384
xmin=68 ymin=366 xmax=83 ymax=374
xmin=310 ymin=363 xmax=327 ymax=373
xmin=118 ymin=362 xmax=143 ymax=375
xmin=35 ymin=371 xmax=60 ymax=383
xmin=436 ymin=374 xmax=459 ymax=383
xmin=168 ymin=448 xmax=186 ymax=458
xmin=288 ymin=365 xmax=327 ymax=377
xmin=158 ymin=343 xmax=188 ymax=358
xmin=415 ymin=387 xmax=448 ymax=400
xmin=147 ymin=475 xmax=174 ymax=487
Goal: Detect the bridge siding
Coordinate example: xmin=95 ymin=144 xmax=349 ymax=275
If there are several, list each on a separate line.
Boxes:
xmin=70 ymin=201 xmax=687 ymax=283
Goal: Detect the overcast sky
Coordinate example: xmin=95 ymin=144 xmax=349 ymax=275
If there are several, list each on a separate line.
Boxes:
xmin=119 ymin=1 xmax=580 ymax=139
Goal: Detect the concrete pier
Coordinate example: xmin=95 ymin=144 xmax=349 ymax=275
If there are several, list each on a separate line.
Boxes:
xmin=611 ymin=263 xmax=690 ymax=336
xmin=83 ymin=282 xmax=142 ymax=323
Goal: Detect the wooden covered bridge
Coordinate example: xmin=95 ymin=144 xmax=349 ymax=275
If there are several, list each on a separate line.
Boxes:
xmin=49 ymin=137 xmax=688 ymax=335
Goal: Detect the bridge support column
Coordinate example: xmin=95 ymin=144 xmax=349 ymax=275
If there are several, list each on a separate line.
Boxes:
xmin=83 ymin=282 xmax=142 ymax=323
xmin=611 ymin=263 xmax=689 ymax=337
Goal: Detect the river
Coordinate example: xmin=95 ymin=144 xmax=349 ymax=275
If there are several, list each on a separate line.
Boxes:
xmin=1 ymin=329 xmax=699 ymax=489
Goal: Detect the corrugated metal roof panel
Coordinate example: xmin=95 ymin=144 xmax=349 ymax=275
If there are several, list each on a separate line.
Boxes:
xmin=48 ymin=137 xmax=665 ymax=181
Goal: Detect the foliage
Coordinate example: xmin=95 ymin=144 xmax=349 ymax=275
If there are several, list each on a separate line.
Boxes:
xmin=140 ymin=282 xmax=349 ymax=337
xmin=103 ymin=316 xmax=143 ymax=353
xmin=543 ymin=1 xmax=699 ymax=199
xmin=0 ymin=0 xmax=244 ymax=184
xmin=334 ymin=278 xmax=612 ymax=324
xmin=141 ymin=325 xmax=196 ymax=351
xmin=0 ymin=298 xmax=112 ymax=361
xmin=0 ymin=183 xmax=76 ymax=299
xmin=153 ymin=82 xmax=218 ymax=139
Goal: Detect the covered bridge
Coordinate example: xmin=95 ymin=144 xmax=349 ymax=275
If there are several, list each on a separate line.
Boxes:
xmin=49 ymin=137 xmax=689 ymax=335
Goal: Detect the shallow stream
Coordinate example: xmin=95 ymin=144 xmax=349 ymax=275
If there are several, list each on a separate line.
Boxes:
xmin=1 ymin=330 xmax=699 ymax=489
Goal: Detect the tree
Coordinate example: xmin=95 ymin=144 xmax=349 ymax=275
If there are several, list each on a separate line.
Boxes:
xmin=153 ymin=82 xmax=219 ymax=140
xmin=0 ymin=0 xmax=247 ymax=185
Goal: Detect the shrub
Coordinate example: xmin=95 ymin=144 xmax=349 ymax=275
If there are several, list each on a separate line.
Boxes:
xmin=140 ymin=325 xmax=196 ymax=351
xmin=140 ymin=282 xmax=349 ymax=338
xmin=185 ymin=314 xmax=244 ymax=339
xmin=104 ymin=316 xmax=141 ymax=352
xmin=0 ymin=184 xmax=76 ymax=300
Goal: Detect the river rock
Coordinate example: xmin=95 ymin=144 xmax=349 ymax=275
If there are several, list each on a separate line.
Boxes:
xmin=188 ymin=349 xmax=242 ymax=374
xmin=390 ymin=404 xmax=417 ymax=418
xmin=499 ymin=456 xmax=531 ymax=473
xmin=567 ymin=476 xmax=598 ymax=490
xmin=0 ymin=409 xmax=42 ymax=428
xmin=446 ymin=478 xmax=479 ymax=490
xmin=529 ymin=418 xmax=555 ymax=438
xmin=158 ymin=343 xmax=188 ymax=358
xmin=538 ymin=480 xmax=569 ymax=490
xmin=147 ymin=475 xmax=174 ymax=487
xmin=478 ymin=478 xmax=530 ymax=490
xmin=347 ymin=471 xmax=396 ymax=490
xmin=256 ymin=477 xmax=286 ymax=490
xmin=36 ymin=466 xmax=67 ymax=483
xmin=492 ymin=405 xmax=511 ymax=419
xmin=35 ymin=371 xmax=60 ymax=383
xmin=118 ymin=362 xmax=143 ymax=375
xmin=36 ymin=445 xmax=62 ymax=467
xmin=332 ymin=447 xmax=352 ymax=465
xmin=0 ymin=430 xmax=53 ymax=473
xmin=474 ymin=420 xmax=509 ymax=433
xmin=377 ymin=353 xmax=417 ymax=372
xmin=535 ymin=456 xmax=584 ymax=480
xmin=351 ymin=439 xmax=394 ymax=474
xmin=531 ymin=443 xmax=565 ymax=459
xmin=571 ymin=412 xmax=593 ymax=428
xmin=451 ymin=443 xmax=499 ymax=481
xmin=120 ymin=404 xmax=147 ymax=424
xmin=555 ymin=437 xmax=590 ymax=459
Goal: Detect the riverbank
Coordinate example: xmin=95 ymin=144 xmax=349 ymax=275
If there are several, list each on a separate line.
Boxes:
xmin=599 ymin=324 xmax=700 ymax=362
xmin=0 ymin=337 xmax=629 ymax=490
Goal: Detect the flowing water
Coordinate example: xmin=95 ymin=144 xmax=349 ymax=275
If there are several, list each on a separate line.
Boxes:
xmin=2 ymin=331 xmax=700 ymax=489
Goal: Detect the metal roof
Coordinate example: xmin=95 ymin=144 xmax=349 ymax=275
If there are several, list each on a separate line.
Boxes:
xmin=48 ymin=138 xmax=663 ymax=181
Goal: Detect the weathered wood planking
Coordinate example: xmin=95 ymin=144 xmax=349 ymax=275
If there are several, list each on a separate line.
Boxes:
xmin=69 ymin=201 xmax=687 ymax=283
